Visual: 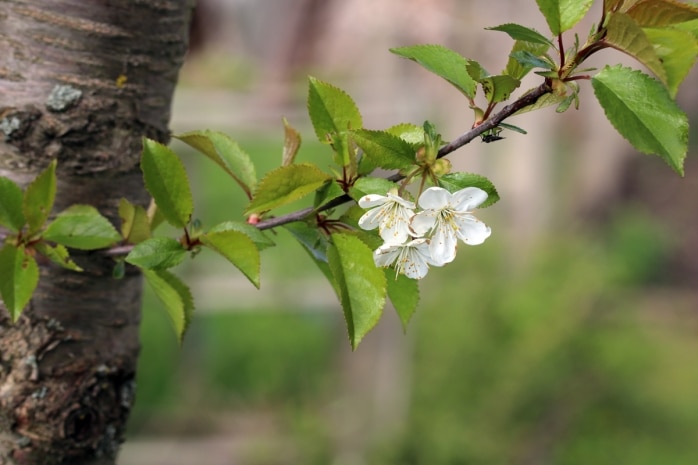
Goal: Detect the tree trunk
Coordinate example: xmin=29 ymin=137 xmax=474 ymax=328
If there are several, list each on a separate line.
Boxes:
xmin=0 ymin=1 xmax=192 ymax=463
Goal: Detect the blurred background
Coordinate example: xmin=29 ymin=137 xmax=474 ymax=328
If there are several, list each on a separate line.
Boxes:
xmin=120 ymin=1 xmax=698 ymax=464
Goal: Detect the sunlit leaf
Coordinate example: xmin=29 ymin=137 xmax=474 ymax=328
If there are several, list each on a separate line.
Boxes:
xmin=643 ymin=26 xmax=698 ymax=97
xmin=143 ymin=269 xmax=194 ymax=343
xmin=282 ymin=117 xmax=302 ymax=166
xmin=625 ymin=0 xmax=698 ymax=27
xmin=23 ymin=159 xmax=56 ymax=235
xmin=175 ymin=130 xmax=257 ymax=194
xmin=118 ymin=198 xmax=151 ymax=244
xmin=141 ymin=138 xmax=194 ymax=228
xmin=349 ymin=177 xmax=400 ymax=202
xmin=386 ymin=123 xmax=426 ymax=147
xmin=351 ymin=129 xmax=416 ymax=171
xmin=35 ymin=242 xmax=82 ymax=271
xmin=0 ymin=177 xmax=25 ymax=232
xmin=307 ymin=76 xmax=363 ymax=143
xmin=0 ymin=243 xmax=39 ymax=322
xmin=487 ymin=23 xmax=553 ymax=45
xmin=605 ymin=12 xmax=667 ymax=83
xmin=42 ymin=205 xmax=121 ymax=250
xmin=536 ymin=0 xmax=594 ymax=35
xmin=592 ymin=65 xmax=688 ymax=175
xmin=245 ymin=163 xmax=330 ymax=214
xmin=390 ymin=44 xmax=477 ymax=99
xmin=200 ymin=229 xmax=261 ymax=288
xmin=481 ymin=75 xmax=522 ymax=103
xmin=125 ymin=237 xmax=187 ymax=270
xmin=208 ymin=221 xmax=275 ymax=250
xmin=328 ymin=233 xmax=386 ymax=350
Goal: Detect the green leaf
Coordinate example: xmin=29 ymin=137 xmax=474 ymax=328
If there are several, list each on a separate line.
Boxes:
xmin=486 ymin=23 xmax=553 ymax=45
xmin=282 ymin=117 xmax=302 ymax=166
xmin=328 ymin=233 xmax=386 ymax=350
xmin=625 ymin=0 xmax=698 ymax=27
xmin=245 ymin=163 xmax=330 ymax=214
xmin=23 ymin=159 xmax=56 ymax=235
xmin=141 ymin=138 xmax=194 ymax=228
xmin=143 ymin=269 xmax=194 ymax=343
xmin=465 ymin=60 xmax=489 ymax=82
xmin=643 ymin=26 xmax=698 ymax=97
xmin=0 ymin=177 xmax=26 ymax=232
xmin=438 ymin=173 xmax=500 ymax=208
xmin=118 ymin=198 xmax=151 ymax=244
xmin=513 ymin=90 xmax=567 ymax=115
xmin=307 ymin=76 xmax=363 ymax=143
xmin=349 ymin=177 xmax=399 ymax=202
xmin=200 ymin=229 xmax=261 ymax=288
xmin=125 ymin=237 xmax=187 ymax=270
xmin=386 ymin=271 xmax=420 ymax=332
xmin=509 ymin=49 xmax=554 ymax=72
xmin=0 ymin=244 xmax=39 ymax=322
xmin=385 ymin=123 xmax=426 ymax=147
xmin=506 ymin=41 xmax=551 ymax=79
xmin=390 ymin=44 xmax=477 ymax=99
xmin=604 ymin=12 xmax=667 ymax=83
xmin=592 ymin=65 xmax=688 ymax=175
xmin=536 ymin=0 xmax=594 ymax=35
xmin=35 ymin=242 xmax=82 ymax=271
xmin=175 ymin=130 xmax=257 ymax=195
xmin=481 ymin=75 xmax=522 ymax=103
xmin=208 ymin=221 xmax=275 ymax=250
xmin=351 ymin=129 xmax=416 ymax=171
xmin=43 ymin=205 xmax=121 ymax=250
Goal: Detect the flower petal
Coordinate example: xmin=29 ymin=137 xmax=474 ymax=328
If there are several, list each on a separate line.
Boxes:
xmin=410 ymin=210 xmax=437 ymax=236
xmin=454 ymin=215 xmax=491 ymax=245
xmin=358 ymin=194 xmax=388 ymax=208
xmin=428 ymin=226 xmax=458 ymax=265
xmin=358 ymin=207 xmax=384 ymax=230
xmin=386 ymin=192 xmax=416 ymax=209
xmin=374 ymin=243 xmax=400 ymax=268
xmin=452 ymin=187 xmax=488 ymax=211
xmin=418 ymin=187 xmax=452 ymax=210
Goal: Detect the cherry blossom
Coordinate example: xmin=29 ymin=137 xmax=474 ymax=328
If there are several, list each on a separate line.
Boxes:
xmin=358 ymin=190 xmax=415 ymax=244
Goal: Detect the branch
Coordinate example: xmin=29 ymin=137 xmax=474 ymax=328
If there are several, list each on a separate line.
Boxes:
xmin=256 ymin=81 xmax=552 ymax=231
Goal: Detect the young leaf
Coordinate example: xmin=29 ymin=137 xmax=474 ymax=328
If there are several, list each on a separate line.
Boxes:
xmin=200 ymin=229 xmax=261 ymax=288
xmin=508 ymin=49 xmax=554 ymax=77
xmin=351 ymin=129 xmax=417 ymax=171
xmin=486 ymin=23 xmax=553 ymax=45
xmin=0 ymin=177 xmax=26 ymax=232
xmin=592 ymin=65 xmax=688 ymax=175
xmin=125 ymin=237 xmax=187 ymax=270
xmin=23 ymin=159 xmax=56 ymax=235
xmin=208 ymin=221 xmax=275 ymax=250
xmin=625 ymin=0 xmax=698 ymax=27
xmin=35 ymin=242 xmax=82 ymax=271
xmin=386 ymin=123 xmax=426 ymax=147
xmin=438 ymin=173 xmax=500 ymax=208
xmin=349 ymin=177 xmax=400 ymax=202
xmin=390 ymin=44 xmax=477 ymax=99
xmin=328 ymin=233 xmax=387 ymax=350
xmin=43 ymin=205 xmax=122 ymax=250
xmin=118 ymin=198 xmax=151 ymax=244
xmin=141 ymin=138 xmax=194 ymax=228
xmin=175 ymin=130 xmax=257 ymax=195
xmin=481 ymin=75 xmax=522 ymax=103
xmin=643 ymin=26 xmax=698 ymax=97
xmin=386 ymin=271 xmax=420 ymax=333
xmin=604 ymin=12 xmax=667 ymax=83
xmin=513 ymin=91 xmax=567 ymax=115
xmin=282 ymin=117 xmax=302 ymax=166
xmin=307 ymin=76 xmax=363 ymax=143
xmin=536 ymin=0 xmax=594 ymax=35
xmin=0 ymin=244 xmax=39 ymax=322
xmin=245 ymin=163 xmax=330 ymax=215
xmin=143 ymin=269 xmax=194 ymax=343
xmin=314 ymin=179 xmax=346 ymax=208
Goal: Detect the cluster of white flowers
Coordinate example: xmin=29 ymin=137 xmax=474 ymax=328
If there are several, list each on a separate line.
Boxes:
xmin=357 ymin=186 xmax=491 ymax=279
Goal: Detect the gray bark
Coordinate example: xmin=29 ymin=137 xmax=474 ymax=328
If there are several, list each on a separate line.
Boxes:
xmin=0 ymin=1 xmax=192 ymax=463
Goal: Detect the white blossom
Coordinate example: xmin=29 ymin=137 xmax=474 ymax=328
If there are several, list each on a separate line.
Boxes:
xmin=358 ymin=190 xmax=415 ymax=244
xmin=373 ymin=238 xmax=437 ymax=279
xmin=411 ymin=186 xmax=491 ymax=265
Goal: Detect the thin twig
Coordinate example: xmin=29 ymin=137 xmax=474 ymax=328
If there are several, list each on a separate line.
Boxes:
xmin=257 ymin=80 xmax=552 ymax=231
